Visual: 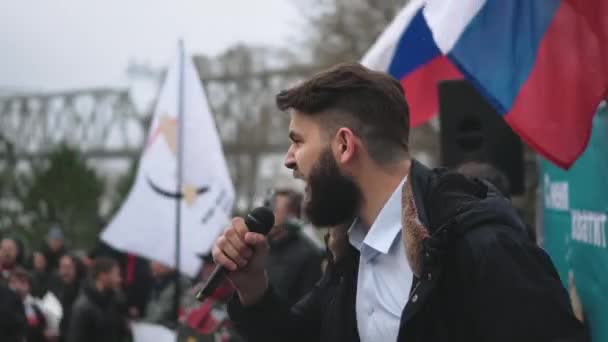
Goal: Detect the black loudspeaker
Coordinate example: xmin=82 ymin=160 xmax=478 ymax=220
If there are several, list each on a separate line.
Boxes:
xmin=438 ymin=80 xmax=524 ymax=195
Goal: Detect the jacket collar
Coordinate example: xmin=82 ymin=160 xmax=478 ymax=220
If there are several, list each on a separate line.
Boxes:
xmin=401 ymin=160 xmax=440 ymax=277
xmin=348 ymin=175 xmax=407 ymax=260
xmin=407 ymin=159 xmax=437 ymax=229
xmin=325 ymin=159 xmax=438 ymax=276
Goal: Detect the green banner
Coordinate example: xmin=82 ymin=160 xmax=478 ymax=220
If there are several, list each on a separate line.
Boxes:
xmin=541 ymin=104 xmax=608 ymax=341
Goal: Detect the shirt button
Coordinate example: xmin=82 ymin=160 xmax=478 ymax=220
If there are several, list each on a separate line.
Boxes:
xmin=411 ymin=294 xmax=418 ymax=303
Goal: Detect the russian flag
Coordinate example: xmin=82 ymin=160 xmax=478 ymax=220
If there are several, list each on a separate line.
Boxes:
xmin=362 ymin=0 xmax=462 ymax=128
xmin=424 ymin=0 xmax=608 ymax=169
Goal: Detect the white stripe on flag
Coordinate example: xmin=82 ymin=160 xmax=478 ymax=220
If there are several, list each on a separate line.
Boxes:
xmin=361 ymin=0 xmax=425 ymax=71
xmin=423 ymin=0 xmax=486 ymax=53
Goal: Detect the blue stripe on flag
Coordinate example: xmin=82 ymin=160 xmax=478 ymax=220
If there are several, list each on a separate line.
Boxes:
xmin=448 ymin=0 xmax=561 ymax=115
xmin=388 ymin=10 xmax=442 ymax=79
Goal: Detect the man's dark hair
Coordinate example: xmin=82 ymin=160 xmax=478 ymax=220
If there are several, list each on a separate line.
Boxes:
xmin=276 ymin=62 xmax=410 ymax=164
xmin=91 ymin=256 xmax=118 ymax=279
xmin=274 ymin=188 xmax=303 ymax=218
xmin=61 ymin=253 xmax=86 ymax=280
xmin=2 ymin=237 xmax=26 ymax=266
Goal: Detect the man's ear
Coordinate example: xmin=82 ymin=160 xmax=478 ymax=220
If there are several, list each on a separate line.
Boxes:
xmin=334 ymin=128 xmax=357 ymax=164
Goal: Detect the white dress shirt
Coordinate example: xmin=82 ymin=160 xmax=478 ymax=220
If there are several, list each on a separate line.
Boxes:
xmin=348 ymin=176 xmax=413 ymax=342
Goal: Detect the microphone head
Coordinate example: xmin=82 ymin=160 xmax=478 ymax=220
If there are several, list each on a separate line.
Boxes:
xmin=245 ymin=207 xmax=275 ymax=235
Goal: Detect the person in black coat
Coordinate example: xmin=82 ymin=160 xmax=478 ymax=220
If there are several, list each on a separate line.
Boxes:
xmin=48 ymin=254 xmax=85 ymax=341
xmin=0 ymin=282 xmax=27 ymax=342
xmin=30 ymin=251 xmax=52 ymax=298
xmin=228 ymin=164 xmax=587 ymax=342
xmin=89 ymin=238 xmax=153 ymax=319
xmin=65 ymin=257 xmax=130 ymax=342
xmin=8 ymin=267 xmax=48 ymax=342
xmin=42 ymin=227 xmax=67 ymax=272
xmin=265 ymin=188 xmax=322 ymax=306
xmin=212 ymin=63 xmax=586 ymax=342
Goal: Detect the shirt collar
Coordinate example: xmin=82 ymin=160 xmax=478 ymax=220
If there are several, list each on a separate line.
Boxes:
xmin=348 ymin=176 xmax=407 ymax=259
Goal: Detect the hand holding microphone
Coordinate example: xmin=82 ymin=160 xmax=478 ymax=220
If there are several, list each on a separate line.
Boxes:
xmin=196 ymin=207 xmax=274 ymax=304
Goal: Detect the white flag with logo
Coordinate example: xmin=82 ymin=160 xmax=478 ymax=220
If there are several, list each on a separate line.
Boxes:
xmin=102 ymin=46 xmax=234 ymax=276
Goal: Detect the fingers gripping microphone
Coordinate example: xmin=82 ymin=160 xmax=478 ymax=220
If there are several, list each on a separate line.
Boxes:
xmin=196 ymin=207 xmax=274 ymax=301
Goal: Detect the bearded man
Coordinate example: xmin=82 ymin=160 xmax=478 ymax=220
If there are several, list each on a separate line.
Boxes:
xmin=211 ymin=63 xmax=586 ymax=342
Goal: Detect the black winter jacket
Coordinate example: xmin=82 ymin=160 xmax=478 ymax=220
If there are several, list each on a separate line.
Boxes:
xmin=228 ymin=160 xmax=587 ymax=342
xmin=266 ymin=229 xmax=322 ymax=307
xmin=66 ymin=281 xmax=130 ymax=342
xmin=0 ymin=283 xmax=27 ymax=342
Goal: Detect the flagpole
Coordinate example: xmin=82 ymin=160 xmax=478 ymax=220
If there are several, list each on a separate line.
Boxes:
xmin=174 ymin=38 xmax=185 ymax=322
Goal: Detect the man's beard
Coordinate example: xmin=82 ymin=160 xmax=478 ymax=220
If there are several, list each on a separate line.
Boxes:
xmin=304 ymin=147 xmax=362 ymax=227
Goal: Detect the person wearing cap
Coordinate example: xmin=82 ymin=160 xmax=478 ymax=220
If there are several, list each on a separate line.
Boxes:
xmin=43 ymin=227 xmax=67 ymax=272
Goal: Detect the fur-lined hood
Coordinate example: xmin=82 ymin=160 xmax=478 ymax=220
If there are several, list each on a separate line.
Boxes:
xmin=401 ymin=164 xmax=526 ymax=277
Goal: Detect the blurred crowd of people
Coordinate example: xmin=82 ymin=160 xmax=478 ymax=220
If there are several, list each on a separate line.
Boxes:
xmin=0 ymin=160 xmax=533 ymax=342
xmin=0 ymin=187 xmax=325 ymax=342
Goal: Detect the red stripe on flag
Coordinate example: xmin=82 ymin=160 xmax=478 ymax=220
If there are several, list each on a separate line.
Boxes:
xmin=566 ymin=0 xmax=608 ymax=65
xmin=505 ymin=1 xmax=607 ymax=169
xmin=401 ymin=55 xmax=462 ymax=127
xmin=566 ymin=0 xmax=608 ymax=100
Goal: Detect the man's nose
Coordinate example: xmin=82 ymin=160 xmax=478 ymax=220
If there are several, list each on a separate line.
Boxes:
xmin=284 ymin=146 xmax=296 ymax=170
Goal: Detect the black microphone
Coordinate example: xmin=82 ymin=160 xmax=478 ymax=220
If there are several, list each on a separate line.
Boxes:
xmin=196 ymin=207 xmax=275 ymax=301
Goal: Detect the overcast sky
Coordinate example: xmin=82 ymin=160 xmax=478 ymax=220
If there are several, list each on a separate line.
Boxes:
xmin=0 ymin=0 xmax=299 ymax=92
